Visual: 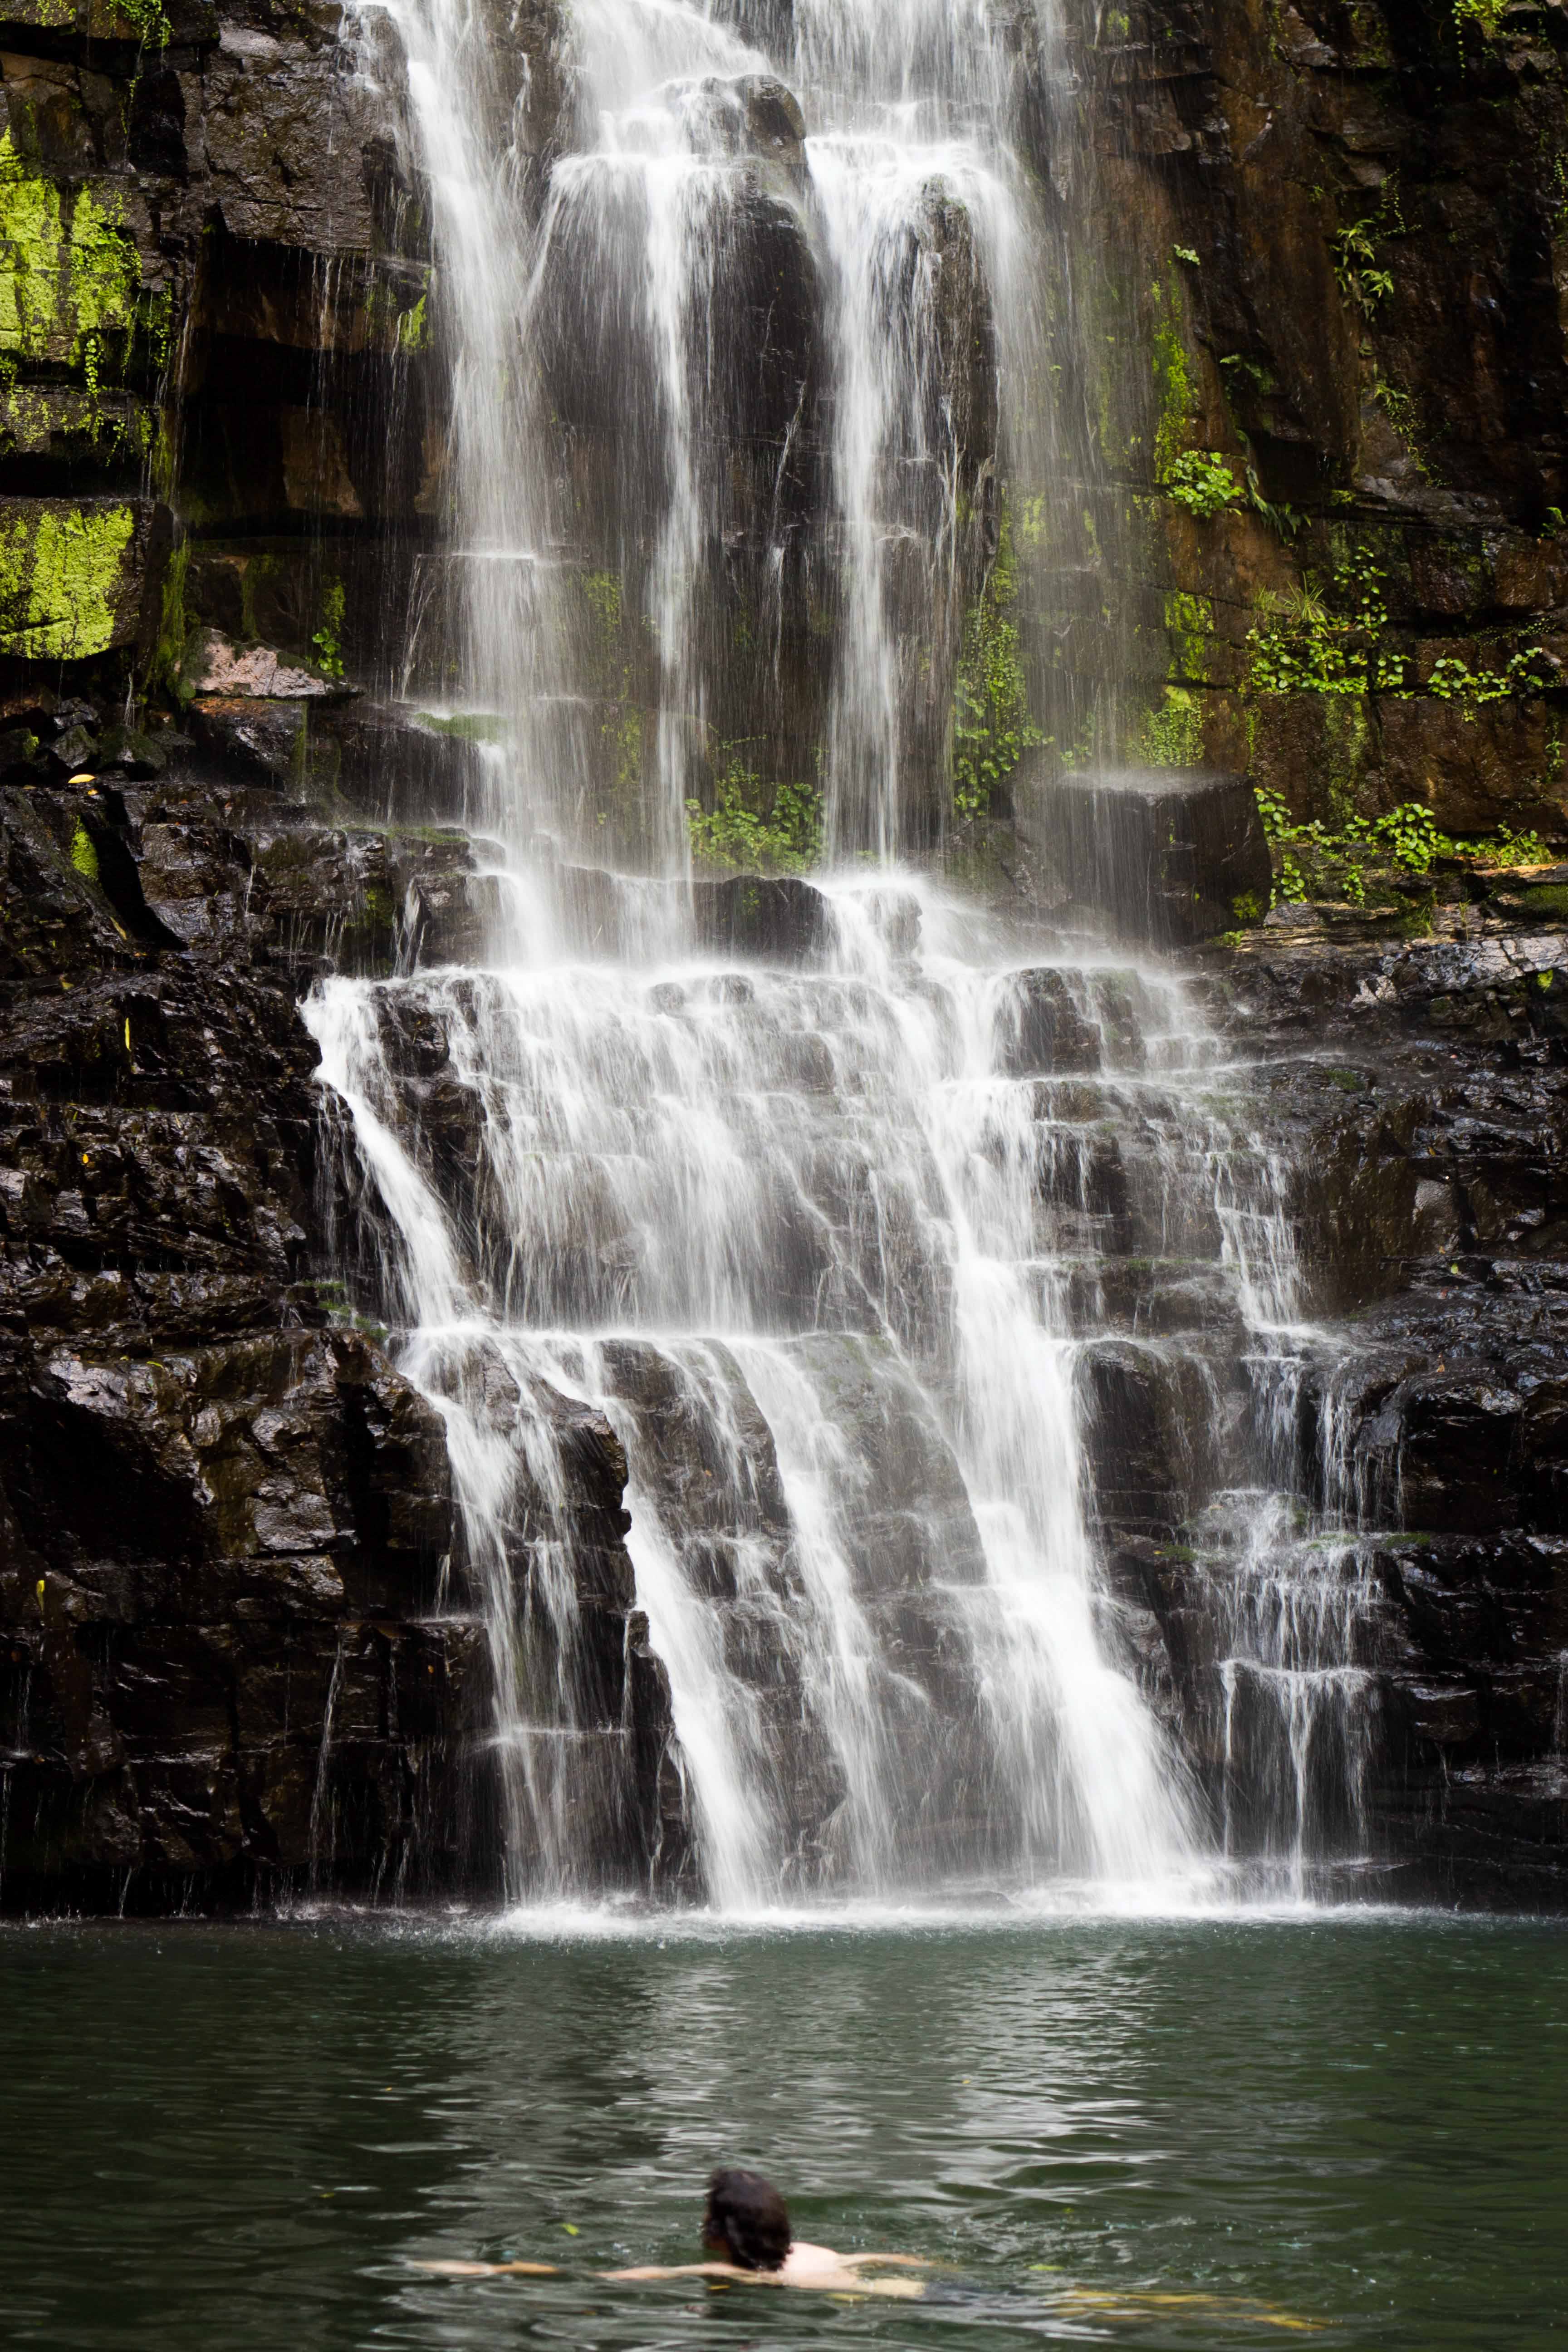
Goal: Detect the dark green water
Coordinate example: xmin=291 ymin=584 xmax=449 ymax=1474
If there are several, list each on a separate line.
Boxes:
xmin=2 ymin=1909 xmax=1564 ymax=2349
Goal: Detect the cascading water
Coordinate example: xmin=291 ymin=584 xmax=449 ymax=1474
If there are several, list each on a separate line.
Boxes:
xmin=312 ymin=0 xmax=1386 ymax=1908
xmin=306 ymin=900 xmax=1218 ymax=1901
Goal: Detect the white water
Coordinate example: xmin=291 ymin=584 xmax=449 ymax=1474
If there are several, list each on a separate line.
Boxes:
xmin=306 ymin=889 xmax=1238 ymax=1901
xmin=313 ymin=0 xmax=1385 ymax=1907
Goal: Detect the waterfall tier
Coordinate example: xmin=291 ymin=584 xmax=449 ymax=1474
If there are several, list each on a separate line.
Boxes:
xmin=301 ymin=0 xmax=1391 ymax=1907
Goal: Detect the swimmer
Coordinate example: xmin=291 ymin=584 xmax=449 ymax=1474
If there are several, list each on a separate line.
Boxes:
xmin=416 ymin=2168 xmax=929 ymax=2298
xmin=603 ymin=2166 xmax=929 ymax=2298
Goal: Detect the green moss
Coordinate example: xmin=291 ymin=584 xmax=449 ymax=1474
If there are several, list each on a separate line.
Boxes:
xmin=1149 ymin=275 xmax=1197 ymax=480
xmin=951 ymin=505 xmax=1043 ymax=818
xmin=573 ymin=569 xmax=649 ymax=814
xmin=150 ymin=532 xmax=191 ymax=698
xmin=1137 ymin=685 xmax=1204 ymax=768
xmin=0 ymin=137 xmax=143 ymax=377
xmin=0 ymin=501 xmax=136 ymax=658
xmin=1165 ymin=591 xmax=1214 ymax=684
xmin=118 ymin=0 xmax=171 ymax=42
xmin=395 ymin=291 xmax=428 ymax=354
xmin=69 ymin=818 xmax=98 ymax=883
xmin=608 ymin=703 xmax=642 ymax=800
xmin=237 ymin=549 xmax=285 ymax=647
xmin=582 ymin=570 xmax=623 ymax=640
xmin=1453 ymin=0 xmax=1506 ymax=36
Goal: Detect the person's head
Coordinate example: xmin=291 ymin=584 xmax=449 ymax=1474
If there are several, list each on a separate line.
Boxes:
xmin=703 ymin=2168 xmax=792 ymax=2272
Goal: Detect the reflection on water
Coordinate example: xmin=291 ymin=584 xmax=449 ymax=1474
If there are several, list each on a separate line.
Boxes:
xmin=1 ymin=1915 xmax=1564 ymax=2350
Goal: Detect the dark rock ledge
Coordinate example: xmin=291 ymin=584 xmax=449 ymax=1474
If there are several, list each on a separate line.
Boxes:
xmin=0 ymin=703 xmax=684 ymax=1913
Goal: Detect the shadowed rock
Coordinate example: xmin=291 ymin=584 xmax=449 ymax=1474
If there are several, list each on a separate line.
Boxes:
xmin=1019 ymin=766 xmax=1273 ymax=947
xmin=692 ymin=872 xmax=830 ymax=962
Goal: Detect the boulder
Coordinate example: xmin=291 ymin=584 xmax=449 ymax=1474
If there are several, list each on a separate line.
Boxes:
xmin=692 ymin=872 xmax=831 ymax=962
xmin=188 ymin=630 xmax=338 ymax=699
xmin=993 ymin=966 xmax=1102 ymax=1076
xmin=1018 ymin=765 xmax=1273 ymax=945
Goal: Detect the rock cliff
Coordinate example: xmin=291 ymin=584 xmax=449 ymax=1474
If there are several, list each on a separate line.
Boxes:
xmin=1 ymin=0 xmax=1564 ymax=1906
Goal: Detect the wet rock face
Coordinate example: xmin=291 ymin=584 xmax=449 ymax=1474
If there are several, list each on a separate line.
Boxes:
xmin=692 ymin=872 xmax=831 ymax=963
xmin=1065 ymin=0 xmax=1568 ymax=850
xmin=0 ymin=715 xmax=664 ymax=1913
xmin=1161 ymin=881 xmax=1568 ymax=1904
xmin=1018 ymin=768 xmax=1274 ymax=946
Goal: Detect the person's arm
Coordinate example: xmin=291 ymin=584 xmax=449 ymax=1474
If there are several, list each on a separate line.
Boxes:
xmin=598 ymin=2262 xmax=760 ymax=2283
xmin=413 ymin=2259 xmax=559 ymax=2277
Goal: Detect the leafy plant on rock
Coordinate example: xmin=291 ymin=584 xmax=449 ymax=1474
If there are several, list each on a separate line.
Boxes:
xmin=1254 ymin=784 xmax=1549 ymax=908
xmin=312 ymin=579 xmax=346 ymax=681
xmin=687 ymin=749 xmax=822 ymax=873
xmin=1162 ymin=449 xmax=1243 ymax=519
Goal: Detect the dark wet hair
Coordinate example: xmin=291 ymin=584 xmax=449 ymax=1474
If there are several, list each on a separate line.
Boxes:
xmin=703 ymin=2168 xmax=792 ymax=2272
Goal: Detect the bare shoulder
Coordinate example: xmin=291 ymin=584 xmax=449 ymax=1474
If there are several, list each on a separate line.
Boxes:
xmin=780 ymin=2240 xmax=841 ymax=2277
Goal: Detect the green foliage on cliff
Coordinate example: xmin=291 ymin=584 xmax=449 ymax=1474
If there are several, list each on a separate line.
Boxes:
xmin=951 ymin=513 xmax=1042 ymax=819
xmin=1138 ymin=685 xmax=1205 ymax=767
xmin=1257 ymin=784 xmax=1549 ymax=906
xmin=1426 ymin=649 xmax=1557 ymax=702
xmin=686 ymin=750 xmax=822 ymax=872
xmin=1452 ymin=0 xmax=1507 ymax=38
xmin=118 ymin=0 xmax=170 ymax=44
xmin=312 ymin=579 xmax=346 ymax=680
xmin=1248 ymin=551 xmax=1408 ymax=695
xmin=1163 ymin=450 xmax=1242 ymax=519
xmin=1249 ymin=545 xmax=1558 ymax=722
xmin=1333 ymin=219 xmax=1394 ymax=317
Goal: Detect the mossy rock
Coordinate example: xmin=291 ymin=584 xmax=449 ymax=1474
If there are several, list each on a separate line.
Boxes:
xmin=0 ymin=496 xmax=163 ymax=662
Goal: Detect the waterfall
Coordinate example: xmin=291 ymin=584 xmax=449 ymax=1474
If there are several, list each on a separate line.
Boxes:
xmin=305 ymin=900 xmax=1222 ymax=1901
xmin=310 ymin=0 xmax=1381 ymax=1908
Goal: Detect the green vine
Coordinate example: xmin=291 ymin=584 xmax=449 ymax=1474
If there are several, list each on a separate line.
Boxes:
xmin=1249 ymin=547 xmax=1557 ymax=712
xmin=119 ymin=0 xmax=172 ymax=42
xmin=1333 ymin=184 xmax=1404 ymax=319
xmin=1452 ymin=0 xmax=1506 ymax=38
xmin=1426 ymin=649 xmax=1556 ymax=704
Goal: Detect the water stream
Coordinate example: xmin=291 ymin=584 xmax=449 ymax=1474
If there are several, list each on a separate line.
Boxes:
xmin=312 ymin=0 xmax=1389 ymax=1908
